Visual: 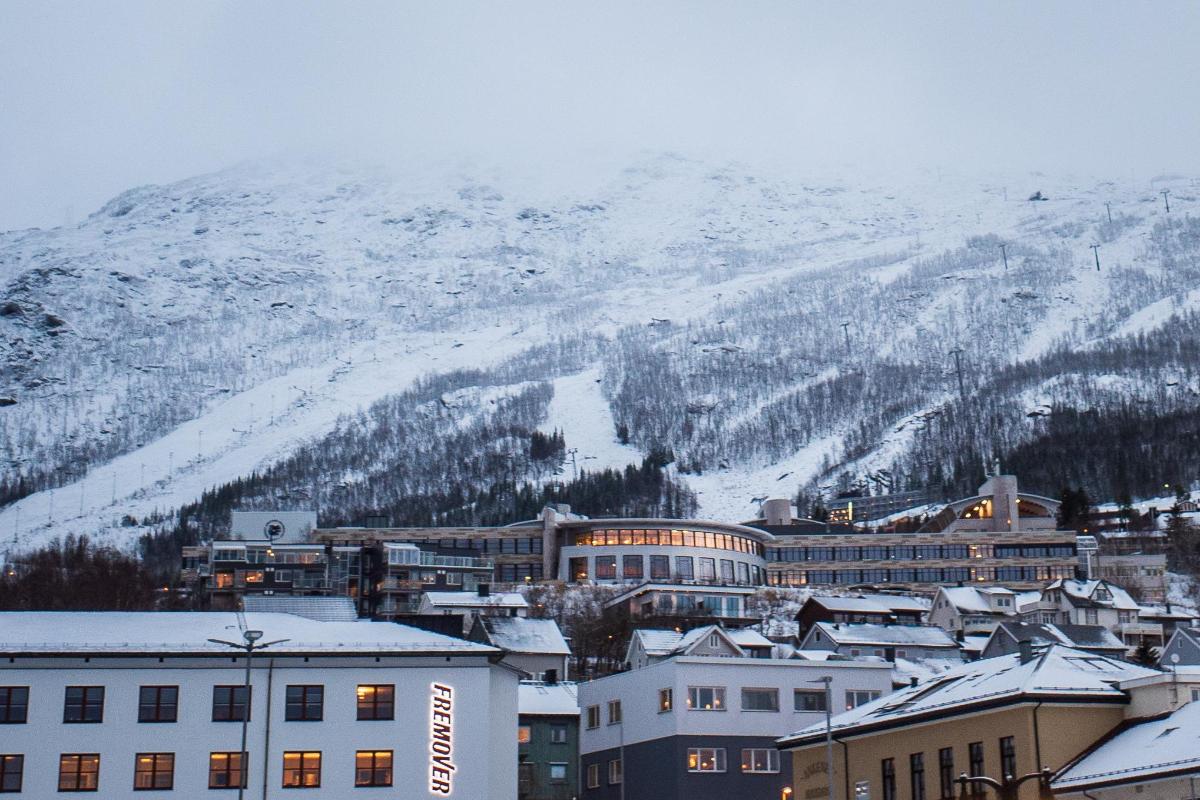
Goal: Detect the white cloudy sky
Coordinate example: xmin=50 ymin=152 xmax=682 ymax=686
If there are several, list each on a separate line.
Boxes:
xmin=2 ymin=1 xmax=1199 ymax=230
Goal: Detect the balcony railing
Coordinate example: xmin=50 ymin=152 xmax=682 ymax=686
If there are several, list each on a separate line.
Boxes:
xmin=386 ymin=551 xmax=494 ymax=569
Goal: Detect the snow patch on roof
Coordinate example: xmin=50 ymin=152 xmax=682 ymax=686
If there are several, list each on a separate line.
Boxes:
xmin=519 ymin=681 xmax=580 ymax=717
xmin=1053 ymin=699 xmax=1200 ymax=789
xmin=480 ymin=617 xmax=570 ymax=655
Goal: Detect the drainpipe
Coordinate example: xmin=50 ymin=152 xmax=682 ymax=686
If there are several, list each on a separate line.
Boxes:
xmin=261 ymin=658 xmax=275 ymax=800
xmin=1032 ymin=701 xmax=1043 ymax=773
xmin=840 ymin=739 xmax=851 ymax=800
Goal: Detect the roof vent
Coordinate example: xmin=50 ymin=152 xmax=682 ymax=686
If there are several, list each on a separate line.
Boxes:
xmin=1017 ymin=639 xmax=1034 ymax=664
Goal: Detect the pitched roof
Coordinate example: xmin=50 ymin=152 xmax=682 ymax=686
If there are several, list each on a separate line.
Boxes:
xmin=991 ymin=622 xmax=1125 ymax=652
xmin=1052 ymin=700 xmax=1200 ymax=790
xmin=0 ymin=611 xmax=496 ymax=655
xmin=937 ymin=587 xmax=1003 ymax=614
xmin=806 ymin=594 xmax=929 ymax=614
xmin=810 ymin=622 xmax=958 ymax=648
xmin=779 ymin=645 xmax=1159 ymax=748
xmin=728 ymin=628 xmax=774 ymax=649
xmin=422 ymin=591 xmax=528 ymax=609
xmin=478 ymin=617 xmax=570 ymax=655
xmin=1046 ymin=579 xmax=1139 ymax=610
xmin=518 ymin=681 xmax=580 ymax=717
xmin=241 ymin=596 xmax=359 ymax=622
xmin=628 ymin=624 xmax=746 ymax=659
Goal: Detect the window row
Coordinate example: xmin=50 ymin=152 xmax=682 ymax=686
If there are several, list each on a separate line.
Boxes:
xmin=585 ymin=685 xmax=878 ymax=727
xmin=402 ymin=537 xmax=544 ymax=555
xmin=767 ymin=565 xmax=1075 ymax=587
xmin=574 ymin=528 xmax=765 ymax=556
xmin=686 ymin=747 xmax=780 ymax=774
xmin=569 ymin=554 xmax=762 ymax=585
xmin=0 ymin=750 xmax=394 ymax=792
xmin=879 ymin=738 xmax=1014 ymax=800
xmin=0 ymin=684 xmax=395 ymax=725
xmin=585 ymin=759 xmax=622 ymax=789
xmin=767 ymin=543 xmax=1075 ymax=563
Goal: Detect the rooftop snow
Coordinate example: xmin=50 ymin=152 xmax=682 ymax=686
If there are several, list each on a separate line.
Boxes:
xmin=240 ymin=596 xmax=359 ymax=622
xmin=423 ymin=591 xmax=528 ymax=608
xmin=808 ymin=594 xmax=929 ymax=614
xmin=811 ymin=622 xmax=958 ymax=648
xmin=518 ymin=681 xmax=580 ymax=717
xmin=1053 ymin=700 xmax=1200 ymax=790
xmin=479 ymin=617 xmax=570 ymax=655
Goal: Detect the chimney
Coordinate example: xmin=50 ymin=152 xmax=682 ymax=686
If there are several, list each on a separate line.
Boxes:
xmin=545 ymin=668 xmax=558 ymax=685
xmin=1017 ymin=639 xmax=1034 ymax=664
xmin=762 ymin=498 xmax=793 ymax=526
xmin=477 ymin=583 xmax=491 ymax=597
xmin=910 ymin=676 xmax=919 ymax=687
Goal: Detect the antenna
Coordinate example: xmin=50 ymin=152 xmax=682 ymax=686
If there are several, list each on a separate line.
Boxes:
xmin=1161 ymin=189 xmax=1171 ymax=213
xmin=1089 ymin=244 xmax=1101 ymax=272
xmin=999 ymin=243 xmax=1009 ymax=271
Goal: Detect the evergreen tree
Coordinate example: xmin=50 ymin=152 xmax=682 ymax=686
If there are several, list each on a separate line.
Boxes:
xmin=1131 ymin=640 xmax=1159 ymax=667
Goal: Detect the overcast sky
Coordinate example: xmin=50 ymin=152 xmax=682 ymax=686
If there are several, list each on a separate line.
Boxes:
xmin=2 ymin=1 xmax=1199 ymax=230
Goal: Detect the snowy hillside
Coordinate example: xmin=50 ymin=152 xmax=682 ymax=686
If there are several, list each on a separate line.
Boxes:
xmin=2 ymin=156 xmax=1199 ymax=552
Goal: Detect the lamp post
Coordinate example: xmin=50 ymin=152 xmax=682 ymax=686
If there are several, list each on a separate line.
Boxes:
xmin=207 ymin=630 xmax=288 ymax=800
xmin=810 ymin=676 xmax=834 ymax=800
xmin=782 ymin=787 xmax=794 ymax=800
xmin=955 ymin=767 xmax=1054 ymax=800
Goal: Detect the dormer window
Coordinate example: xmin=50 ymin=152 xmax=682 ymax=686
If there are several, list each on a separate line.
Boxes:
xmin=709 ymin=634 xmax=720 ymax=648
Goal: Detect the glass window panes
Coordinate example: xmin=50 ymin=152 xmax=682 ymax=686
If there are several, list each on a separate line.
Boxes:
xmin=354 ymin=751 xmax=392 ymax=787
xmin=687 ymin=748 xmax=726 ymax=772
xmin=659 ymin=688 xmax=673 ymax=712
xmin=357 ymin=685 xmax=394 ymax=720
xmin=282 ymin=751 xmax=321 ymax=788
xmin=0 ymin=688 xmax=28 ymax=724
xmin=517 ymin=725 xmax=531 ymax=744
xmin=212 ymin=685 xmax=250 ymax=721
xmin=741 ymin=749 xmax=779 ymax=773
xmin=208 ymin=752 xmax=246 ymax=789
xmin=138 ymin=686 xmax=178 ymax=722
xmin=58 ymin=754 xmax=100 ymax=792
xmin=608 ymin=759 xmax=622 ymax=785
xmin=64 ymin=686 xmax=104 ymax=723
xmin=134 ymin=753 xmax=174 ymax=790
xmin=0 ymin=755 xmax=23 ymax=794
xmin=285 ymin=685 xmax=323 ymax=721
xmin=550 ymin=724 xmax=568 ymax=743
xmin=549 ymin=763 xmax=568 ymax=782
xmin=794 ymin=689 xmax=828 ymax=711
xmin=686 ymin=686 xmax=726 ymax=710
xmin=741 ymin=687 xmax=779 ymax=711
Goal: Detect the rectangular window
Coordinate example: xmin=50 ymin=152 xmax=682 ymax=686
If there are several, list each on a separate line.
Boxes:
xmin=549 ymin=763 xmax=568 ymax=782
xmin=594 ymin=556 xmax=617 ymax=580
xmin=63 ymin=686 xmax=105 ymax=724
xmin=720 ymin=559 xmax=735 ymax=582
xmin=586 ymin=705 xmax=600 ymax=729
xmin=939 ymin=748 xmax=954 ymax=800
xmin=737 ymin=562 xmax=751 ymax=584
xmin=517 ymin=725 xmax=532 ymax=744
xmin=687 ymin=748 xmax=726 ymax=773
xmin=881 ymin=758 xmax=896 ymax=800
xmin=910 ymin=753 xmax=926 ymax=800
xmin=968 ymin=741 xmax=984 ymax=780
xmin=699 ymin=557 xmax=716 ymax=581
xmin=586 ymin=764 xmax=599 ymax=789
xmin=659 ymin=688 xmax=673 ymax=712
xmin=212 ymin=686 xmax=250 ymax=722
xmin=608 ymin=699 xmax=622 ymax=724
xmin=0 ymin=755 xmax=23 ymax=794
xmin=357 ymin=684 xmax=394 ymax=720
xmin=138 ymin=686 xmax=178 ymax=723
xmin=282 ymin=751 xmax=321 ymax=788
xmin=623 ymin=555 xmax=644 ymax=580
xmin=550 ymin=723 xmax=568 ymax=743
xmin=285 ymin=685 xmax=324 ymax=721
xmin=675 ymin=556 xmax=694 ymax=581
xmin=687 ymin=686 xmax=726 ymax=710
xmin=845 ymin=689 xmax=881 ymax=710
xmin=134 ymin=753 xmax=174 ymax=791
xmin=608 ymin=759 xmax=622 ymax=785
xmin=999 ymin=737 xmax=1016 ymax=779
xmin=58 ymin=754 xmax=100 ymax=792
xmin=741 ymin=749 xmax=779 ymax=773
xmin=0 ymin=688 xmax=28 ymax=724
xmin=650 ymin=555 xmax=670 ymax=580
xmin=209 ymin=752 xmax=247 ymax=789
xmin=354 ymin=751 xmax=392 ymax=787
xmin=794 ymin=689 xmax=828 ymax=711
xmin=741 ymin=687 xmax=780 ymax=712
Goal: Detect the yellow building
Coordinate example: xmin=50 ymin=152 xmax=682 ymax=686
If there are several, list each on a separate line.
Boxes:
xmin=777 ymin=645 xmax=1159 ymax=800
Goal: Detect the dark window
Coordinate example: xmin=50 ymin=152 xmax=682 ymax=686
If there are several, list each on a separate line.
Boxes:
xmin=910 ymin=753 xmax=926 ymax=800
xmin=650 ymin=555 xmax=670 ymax=580
xmin=594 ymin=556 xmax=616 ymax=580
xmin=212 ymin=686 xmax=250 ymax=722
xmin=0 ymin=755 xmax=22 ymax=794
xmin=58 ymin=754 xmax=100 ymax=792
xmin=134 ymin=753 xmax=174 ymax=791
xmin=357 ymin=685 xmax=394 ymax=720
xmin=720 ymin=559 xmax=735 ymax=582
xmin=794 ymin=689 xmax=827 ymax=711
xmin=550 ymin=723 xmax=568 ymax=743
xmin=208 ymin=752 xmax=247 ymax=789
xmin=282 ymin=751 xmax=321 ymax=788
xmin=63 ymin=687 xmax=104 ymax=723
xmin=675 ymin=556 xmax=694 ymax=580
xmin=138 ymin=686 xmax=178 ymax=723
xmin=622 ymin=555 xmax=643 ymax=580
xmin=939 ymin=748 xmax=954 ymax=800
xmin=999 ymin=737 xmax=1016 ymax=780
xmin=354 ymin=751 xmax=392 ymax=787
xmin=285 ymin=685 xmax=323 ymax=721
xmin=0 ymin=688 xmax=28 ymax=724
xmin=968 ymin=741 xmax=985 ymax=795
xmin=881 ymin=758 xmax=896 ymax=800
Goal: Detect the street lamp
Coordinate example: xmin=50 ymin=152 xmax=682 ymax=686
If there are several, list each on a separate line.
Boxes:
xmin=207 ymin=630 xmax=289 ymax=800
xmin=782 ymin=787 xmax=794 ymax=800
xmin=956 ymin=767 xmax=1054 ymax=800
xmin=809 ymin=676 xmax=834 ymax=800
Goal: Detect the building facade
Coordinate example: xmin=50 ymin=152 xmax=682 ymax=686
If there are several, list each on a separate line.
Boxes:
xmin=518 ymin=681 xmax=580 ymax=800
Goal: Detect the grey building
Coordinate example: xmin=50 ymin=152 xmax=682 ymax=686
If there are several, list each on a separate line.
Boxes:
xmin=471 ymin=616 xmax=572 ymax=680
xmin=981 ymin=621 xmax=1127 ymax=660
xmin=798 ymin=621 xmax=961 ymax=663
xmin=1159 ymin=626 xmax=1200 ymax=667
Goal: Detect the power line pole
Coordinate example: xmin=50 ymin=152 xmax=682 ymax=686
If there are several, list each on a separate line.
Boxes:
xmin=999 ymin=243 xmax=1009 ymax=271
xmin=1161 ymin=189 xmax=1171 ymax=213
xmin=1090 ymin=243 xmax=1101 ymax=272
xmin=840 ymin=322 xmax=851 ymax=355
xmin=1105 ymin=202 xmax=1112 ymax=224
xmin=949 ymin=348 xmax=967 ymax=405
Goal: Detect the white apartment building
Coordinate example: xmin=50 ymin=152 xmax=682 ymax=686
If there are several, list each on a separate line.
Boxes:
xmin=0 ymin=611 xmax=518 ymax=799
xmin=576 ymin=654 xmax=893 ymax=800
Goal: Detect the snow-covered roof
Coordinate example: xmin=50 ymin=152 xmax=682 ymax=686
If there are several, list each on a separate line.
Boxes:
xmin=727 ymin=628 xmax=774 ymax=649
xmin=0 ymin=611 xmax=496 ymax=655
xmin=423 ymin=591 xmax=528 ymax=609
xmin=959 ymin=634 xmax=991 ymax=654
xmin=241 ymin=595 xmax=359 ymax=622
xmin=1047 ymin=579 xmax=1140 ymax=611
xmin=936 ymin=586 xmax=1002 ymax=614
xmin=605 ymin=582 xmax=756 ymax=607
xmin=892 ymin=656 xmax=965 ymax=686
xmin=991 ymin=622 xmax=1125 ymax=652
xmin=518 ymin=681 xmax=580 ymax=717
xmin=1053 ymin=699 xmax=1200 ymax=791
xmin=478 ymin=617 xmax=570 ymax=655
xmin=629 ymin=624 xmax=747 ymax=659
xmin=807 ymin=594 xmax=929 ymax=614
xmin=811 ymin=622 xmax=959 ymax=648
xmin=1138 ymin=604 xmax=1197 ymax=621
xmin=631 ymin=628 xmax=690 ymax=657
xmin=779 ymin=645 xmax=1159 ymax=748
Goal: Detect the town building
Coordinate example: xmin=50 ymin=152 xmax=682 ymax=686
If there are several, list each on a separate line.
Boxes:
xmin=824 ymin=490 xmax=937 ymax=524
xmin=471 ymin=616 xmax=572 ymax=680
xmin=418 ymin=589 xmax=529 ymax=634
xmin=1022 ymin=578 xmax=1149 ymax=650
xmin=777 ymin=645 xmax=1159 ymax=800
xmin=518 ymin=680 xmax=580 ymax=800
xmin=0 ymin=610 xmax=517 ymax=798
xmin=927 ymin=585 xmax=1034 ymax=637
xmin=578 ymin=652 xmax=893 ymax=800
xmin=795 ymin=594 xmax=928 ymax=641
xmin=624 ymin=625 xmax=774 ymax=670
xmin=602 ymin=582 xmax=759 ymax=625
xmin=798 ymin=622 xmax=961 ymax=663
xmin=1158 ymin=626 xmax=1200 ymax=667
xmin=980 ymin=621 xmax=1126 ymax=660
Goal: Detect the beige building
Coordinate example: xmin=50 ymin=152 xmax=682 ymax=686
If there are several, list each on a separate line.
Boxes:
xmin=778 ymin=646 xmax=1159 ymax=800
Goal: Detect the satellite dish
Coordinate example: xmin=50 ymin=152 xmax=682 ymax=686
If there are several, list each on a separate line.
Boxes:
xmin=264 ymin=519 xmax=286 ymax=542
xmin=1171 ymin=653 xmax=1181 ymax=664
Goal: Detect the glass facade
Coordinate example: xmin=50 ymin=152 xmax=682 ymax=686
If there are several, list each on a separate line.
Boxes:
xmin=572 ymin=528 xmax=765 ymax=556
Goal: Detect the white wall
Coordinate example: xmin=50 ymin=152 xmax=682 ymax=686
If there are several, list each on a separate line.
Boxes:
xmin=1 ymin=653 xmax=517 ymax=799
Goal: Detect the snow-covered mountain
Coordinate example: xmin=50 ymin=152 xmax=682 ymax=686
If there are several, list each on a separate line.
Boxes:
xmin=2 ymin=156 xmax=1199 ymax=553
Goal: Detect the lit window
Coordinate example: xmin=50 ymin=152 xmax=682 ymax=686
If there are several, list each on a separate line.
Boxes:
xmin=208 ymin=752 xmax=246 ymax=789
xmin=282 ymin=751 xmax=321 ymax=788
xmin=518 ymin=725 xmax=532 ymax=744
xmin=133 ymin=753 xmax=174 ymax=791
xmin=687 ymin=686 xmax=726 ymax=710
xmin=549 ymin=763 xmax=568 ymax=782
xmin=0 ymin=755 xmax=23 ymax=794
xmin=846 ymin=689 xmax=881 ymax=710
xmin=659 ymin=688 xmax=673 ymax=712
xmin=741 ymin=748 xmax=779 ymax=773
xmin=58 ymin=754 xmax=100 ymax=792
xmin=354 ymin=751 xmax=392 ymax=787
xmin=356 ymin=685 xmax=394 ymax=720
xmin=687 ymin=748 xmax=726 ymax=773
